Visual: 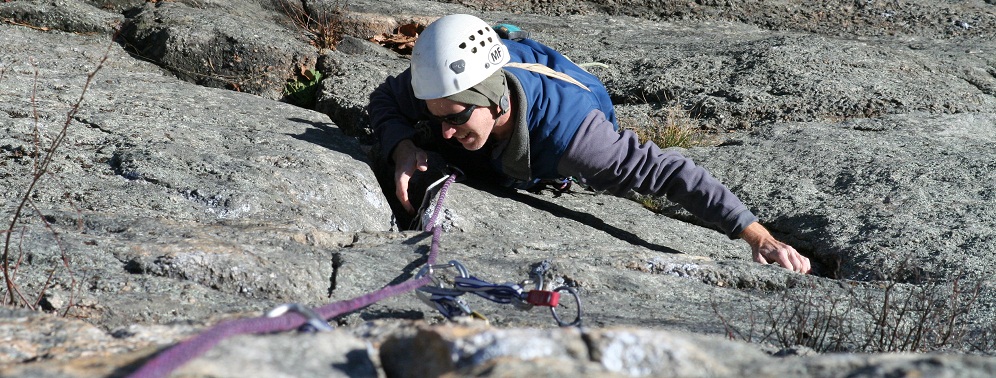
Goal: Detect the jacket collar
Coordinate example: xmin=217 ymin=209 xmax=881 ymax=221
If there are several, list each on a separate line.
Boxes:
xmin=498 ymin=70 xmax=531 ymax=181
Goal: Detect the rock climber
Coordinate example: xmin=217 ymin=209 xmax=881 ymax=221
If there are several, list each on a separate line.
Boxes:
xmin=367 ymin=14 xmax=811 ymax=274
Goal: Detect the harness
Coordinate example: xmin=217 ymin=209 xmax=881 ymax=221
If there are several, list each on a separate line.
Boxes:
xmin=501 ymin=61 xmax=587 ymax=195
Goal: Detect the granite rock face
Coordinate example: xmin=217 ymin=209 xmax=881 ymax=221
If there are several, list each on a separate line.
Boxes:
xmin=1 ymin=0 xmax=995 ymax=377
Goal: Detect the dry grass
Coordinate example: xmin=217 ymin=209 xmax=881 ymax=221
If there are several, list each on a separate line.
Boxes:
xmin=712 ymin=257 xmax=992 ymax=355
xmin=620 ymin=105 xmax=711 ymax=212
xmin=275 ymin=0 xmax=345 ymax=51
xmin=620 ymin=104 xmax=708 ymax=150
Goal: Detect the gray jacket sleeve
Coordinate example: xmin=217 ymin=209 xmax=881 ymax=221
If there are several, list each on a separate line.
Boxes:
xmin=557 ymin=110 xmax=758 ymax=238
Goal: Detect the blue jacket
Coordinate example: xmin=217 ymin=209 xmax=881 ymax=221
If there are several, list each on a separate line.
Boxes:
xmin=368 ymin=39 xmax=757 ymax=238
xmin=501 ymin=39 xmax=617 ymax=179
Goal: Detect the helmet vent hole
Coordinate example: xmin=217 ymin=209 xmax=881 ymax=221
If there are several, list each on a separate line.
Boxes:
xmin=472 ymin=47 xmax=478 ymax=53
xmin=459 ymin=42 xmax=467 ymax=49
xmin=469 ymin=35 xmax=476 ymax=41
xmin=479 ymin=41 xmax=485 ymax=47
xmin=477 ymin=29 xmax=484 ymax=35
xmin=488 ymin=37 xmax=493 ymax=43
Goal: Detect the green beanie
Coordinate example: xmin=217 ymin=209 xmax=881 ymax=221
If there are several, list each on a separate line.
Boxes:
xmin=445 ymin=70 xmax=506 ymax=108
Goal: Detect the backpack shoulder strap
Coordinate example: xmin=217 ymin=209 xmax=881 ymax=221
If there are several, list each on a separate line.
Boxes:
xmin=504 ymin=62 xmax=591 ymax=92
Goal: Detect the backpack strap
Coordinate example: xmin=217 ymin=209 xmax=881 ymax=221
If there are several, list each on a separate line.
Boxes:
xmin=504 ymin=62 xmax=591 ymax=92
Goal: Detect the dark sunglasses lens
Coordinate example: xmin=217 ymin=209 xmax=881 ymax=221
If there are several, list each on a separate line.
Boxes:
xmin=437 ymin=105 xmax=476 ymax=125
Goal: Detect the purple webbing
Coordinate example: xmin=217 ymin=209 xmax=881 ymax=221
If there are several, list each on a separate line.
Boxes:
xmin=128 ymin=174 xmax=457 ymax=378
xmin=129 ymin=275 xmax=434 ymax=378
xmin=129 ymin=312 xmax=310 ymax=378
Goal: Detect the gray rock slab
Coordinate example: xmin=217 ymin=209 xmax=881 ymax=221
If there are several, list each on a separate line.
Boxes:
xmin=3 ymin=0 xmax=996 ymax=377
xmin=119 ymin=1 xmax=317 ymax=100
xmin=173 ymin=332 xmax=378 ymax=378
xmin=0 ymin=19 xmax=393 ymax=337
xmin=681 ymin=113 xmax=996 ymax=280
xmin=585 ymin=0 xmax=996 ymax=40
xmin=0 ymin=23 xmax=392 ymax=233
xmin=315 ymin=45 xmax=409 ymax=139
xmin=469 ymin=14 xmax=996 ymax=132
xmin=0 ymin=0 xmax=123 ymax=34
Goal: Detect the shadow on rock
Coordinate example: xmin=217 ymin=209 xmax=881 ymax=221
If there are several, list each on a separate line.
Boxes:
xmin=766 ymin=213 xmax=840 ymax=279
xmin=473 ymin=181 xmax=684 ymax=256
xmin=286 ymin=117 xmax=369 ymax=162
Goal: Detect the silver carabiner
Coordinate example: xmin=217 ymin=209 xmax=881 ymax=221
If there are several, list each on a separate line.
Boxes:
xmin=266 ymin=303 xmax=335 ymax=332
xmin=415 ymin=260 xmax=472 ymax=312
xmin=444 ymin=165 xmax=465 ymax=182
xmin=549 ymin=286 xmax=583 ymax=328
xmin=528 ymin=260 xmax=553 ymax=291
xmin=415 ymin=260 xmax=470 ymax=284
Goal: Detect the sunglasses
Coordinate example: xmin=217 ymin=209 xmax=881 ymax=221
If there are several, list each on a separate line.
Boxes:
xmin=429 ymin=104 xmax=477 ymax=126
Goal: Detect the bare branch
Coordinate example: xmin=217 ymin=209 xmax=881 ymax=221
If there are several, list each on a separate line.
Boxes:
xmin=2 ymin=32 xmax=113 ymax=308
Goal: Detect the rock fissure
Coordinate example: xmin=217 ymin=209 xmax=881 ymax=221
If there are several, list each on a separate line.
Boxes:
xmin=327 ymin=251 xmax=343 ymax=297
xmin=71 ymin=115 xmax=112 ymax=134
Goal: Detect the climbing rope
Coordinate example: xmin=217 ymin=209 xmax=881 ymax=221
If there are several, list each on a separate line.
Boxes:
xmin=128 ymin=171 xmax=458 ymax=378
xmin=128 ymin=166 xmax=581 ymax=377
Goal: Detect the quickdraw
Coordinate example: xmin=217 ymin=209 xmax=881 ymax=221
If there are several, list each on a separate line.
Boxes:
xmin=414 ymin=259 xmax=583 ymax=327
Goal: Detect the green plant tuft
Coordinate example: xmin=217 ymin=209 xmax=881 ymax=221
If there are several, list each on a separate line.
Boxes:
xmin=284 ymin=68 xmax=322 ymax=108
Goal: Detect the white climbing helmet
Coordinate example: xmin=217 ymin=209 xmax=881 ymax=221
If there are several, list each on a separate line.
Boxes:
xmin=411 ymin=14 xmax=510 ymax=100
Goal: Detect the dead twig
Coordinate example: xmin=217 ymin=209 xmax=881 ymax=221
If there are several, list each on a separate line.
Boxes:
xmin=275 ymin=0 xmax=346 ymax=51
xmin=27 ymin=198 xmax=77 ymax=315
xmin=1 ymin=33 xmax=112 ymax=309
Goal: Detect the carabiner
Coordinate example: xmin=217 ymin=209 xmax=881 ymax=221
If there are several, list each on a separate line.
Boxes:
xmin=266 ymin=303 xmax=335 ymax=332
xmin=415 ymin=260 xmax=473 ymax=316
xmin=549 ymin=286 xmax=583 ymax=328
xmin=528 ymin=260 xmax=553 ymax=291
xmin=415 ymin=260 xmax=470 ymax=285
xmin=444 ymin=165 xmax=465 ymax=183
